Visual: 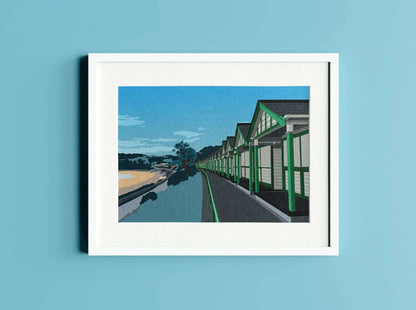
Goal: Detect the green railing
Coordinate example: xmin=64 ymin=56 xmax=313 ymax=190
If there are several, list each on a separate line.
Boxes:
xmin=200 ymin=169 xmax=220 ymax=222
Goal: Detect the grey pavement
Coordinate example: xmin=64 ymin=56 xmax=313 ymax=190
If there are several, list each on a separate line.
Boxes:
xmin=203 ymin=171 xmax=282 ymax=222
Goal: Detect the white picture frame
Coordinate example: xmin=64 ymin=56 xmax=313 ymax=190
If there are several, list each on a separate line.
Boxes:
xmin=88 ymin=53 xmax=339 ymax=256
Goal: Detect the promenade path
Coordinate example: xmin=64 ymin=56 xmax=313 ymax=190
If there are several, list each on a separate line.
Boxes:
xmin=202 ymin=170 xmax=282 ymax=222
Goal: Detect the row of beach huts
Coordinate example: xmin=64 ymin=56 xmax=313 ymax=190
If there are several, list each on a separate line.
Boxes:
xmin=196 ymin=99 xmax=310 ymax=217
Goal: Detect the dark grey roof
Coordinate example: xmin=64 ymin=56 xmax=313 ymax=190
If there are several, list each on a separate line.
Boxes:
xmin=237 ymin=123 xmax=251 ymax=140
xmin=226 ymin=136 xmax=235 ymax=148
xmin=259 ymin=100 xmax=309 ymax=116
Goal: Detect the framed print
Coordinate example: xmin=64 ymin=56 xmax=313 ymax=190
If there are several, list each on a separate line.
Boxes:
xmin=88 ymin=53 xmax=339 ymax=256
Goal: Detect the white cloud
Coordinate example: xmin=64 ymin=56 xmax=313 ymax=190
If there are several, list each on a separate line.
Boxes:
xmin=173 ymin=130 xmax=204 ymax=144
xmin=118 ymin=138 xmax=174 ymax=155
xmin=118 ymin=114 xmax=146 ymax=127
xmin=150 ymin=137 xmax=177 ymax=142
xmin=173 ymin=130 xmax=203 ymax=138
xmin=183 ymin=137 xmax=201 ymax=143
xmin=198 ymin=126 xmax=206 ymax=131
xmin=124 ymin=145 xmax=174 ymax=154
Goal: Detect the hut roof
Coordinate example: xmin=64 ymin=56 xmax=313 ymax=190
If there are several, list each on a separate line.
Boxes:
xmin=226 ymin=136 xmax=235 ymax=148
xmin=259 ymin=99 xmax=309 ymax=116
xmin=236 ymin=123 xmax=251 ymax=140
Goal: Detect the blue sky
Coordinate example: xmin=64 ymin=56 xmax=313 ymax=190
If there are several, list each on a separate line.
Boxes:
xmin=118 ymin=86 xmax=309 ymax=155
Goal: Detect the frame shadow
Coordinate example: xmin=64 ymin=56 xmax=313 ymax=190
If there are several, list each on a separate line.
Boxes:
xmin=78 ymin=56 xmax=88 ymax=253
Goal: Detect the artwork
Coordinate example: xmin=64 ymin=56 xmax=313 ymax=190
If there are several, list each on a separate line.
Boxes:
xmin=88 ymin=53 xmax=338 ymax=255
xmin=118 ymin=86 xmax=310 ymax=223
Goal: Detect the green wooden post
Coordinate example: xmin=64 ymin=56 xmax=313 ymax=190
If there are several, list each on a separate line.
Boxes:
xmin=234 ymin=155 xmax=237 ymax=182
xmin=235 ymin=155 xmax=237 ymax=181
xmin=220 ymin=158 xmax=222 ymax=176
xmin=286 ymin=132 xmax=296 ymax=212
xmin=237 ymin=149 xmax=240 ymax=184
xmin=254 ymin=145 xmax=259 ymax=193
xmin=249 ymin=145 xmax=253 ymax=192
xmin=270 ymin=145 xmax=274 ymax=189
xmin=224 ymin=157 xmax=226 ymax=176
xmin=226 ymin=156 xmax=230 ymax=179
xmin=220 ymin=157 xmax=222 ymax=176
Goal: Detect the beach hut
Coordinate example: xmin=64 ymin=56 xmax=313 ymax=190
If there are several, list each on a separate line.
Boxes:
xmin=222 ymin=140 xmax=228 ymax=177
xmin=209 ymin=148 xmax=213 ymax=172
xmin=208 ymin=149 xmax=213 ymax=171
xmin=211 ymin=149 xmax=215 ymax=172
xmin=210 ymin=147 xmax=215 ymax=172
xmin=212 ymin=148 xmax=216 ymax=173
xmin=233 ymin=123 xmax=251 ymax=185
xmin=226 ymin=136 xmax=235 ymax=179
xmin=247 ymin=100 xmax=309 ymax=212
xmin=209 ymin=148 xmax=214 ymax=171
xmin=215 ymin=146 xmax=221 ymax=175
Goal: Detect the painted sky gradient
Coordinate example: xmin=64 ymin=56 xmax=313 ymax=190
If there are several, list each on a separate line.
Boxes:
xmin=118 ymin=86 xmax=309 ymax=155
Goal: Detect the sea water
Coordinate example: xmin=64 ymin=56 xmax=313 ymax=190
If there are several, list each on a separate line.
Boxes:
xmin=121 ymin=173 xmax=202 ymax=222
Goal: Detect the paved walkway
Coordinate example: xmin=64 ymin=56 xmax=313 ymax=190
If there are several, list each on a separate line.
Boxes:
xmin=203 ymin=171 xmax=282 ymax=222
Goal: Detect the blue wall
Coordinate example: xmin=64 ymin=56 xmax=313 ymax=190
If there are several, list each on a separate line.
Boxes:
xmin=1 ymin=0 xmax=414 ymax=309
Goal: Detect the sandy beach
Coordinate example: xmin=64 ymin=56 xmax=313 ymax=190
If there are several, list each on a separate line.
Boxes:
xmin=119 ymin=170 xmax=165 ymax=196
